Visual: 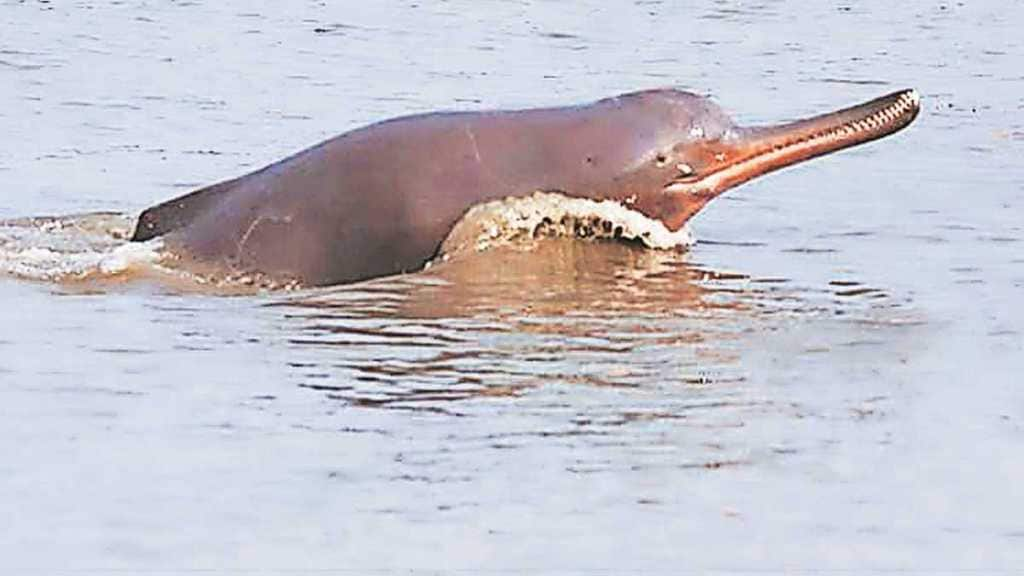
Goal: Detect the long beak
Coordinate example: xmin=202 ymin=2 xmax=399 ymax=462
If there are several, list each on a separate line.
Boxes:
xmin=664 ymin=89 xmax=920 ymax=227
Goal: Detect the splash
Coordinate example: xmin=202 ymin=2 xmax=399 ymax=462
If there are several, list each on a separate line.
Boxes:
xmin=0 ymin=213 xmax=163 ymax=282
xmin=434 ymin=190 xmax=695 ymax=264
xmin=0 ymin=212 xmax=302 ymax=292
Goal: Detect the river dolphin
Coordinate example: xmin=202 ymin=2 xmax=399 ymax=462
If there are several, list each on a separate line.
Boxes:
xmin=132 ymin=88 xmax=920 ymax=286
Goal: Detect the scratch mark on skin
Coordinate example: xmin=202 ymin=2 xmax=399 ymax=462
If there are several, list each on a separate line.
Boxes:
xmin=237 ymin=214 xmax=293 ymax=258
xmin=464 ymin=124 xmax=482 ymax=164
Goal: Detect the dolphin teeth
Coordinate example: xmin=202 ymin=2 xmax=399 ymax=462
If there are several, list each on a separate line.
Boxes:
xmin=676 ymin=162 xmax=694 ymax=175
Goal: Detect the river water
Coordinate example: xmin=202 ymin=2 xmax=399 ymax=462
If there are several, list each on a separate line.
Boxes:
xmin=1 ymin=1 xmax=1022 ymax=573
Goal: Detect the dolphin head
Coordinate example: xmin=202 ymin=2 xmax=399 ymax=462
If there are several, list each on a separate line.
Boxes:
xmin=591 ymin=88 xmax=920 ymax=230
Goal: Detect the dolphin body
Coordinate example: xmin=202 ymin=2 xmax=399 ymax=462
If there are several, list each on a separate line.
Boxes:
xmin=132 ymin=88 xmax=920 ymax=287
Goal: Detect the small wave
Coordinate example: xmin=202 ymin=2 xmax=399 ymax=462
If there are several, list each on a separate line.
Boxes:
xmin=0 ymin=213 xmax=163 ymax=282
xmin=434 ymin=190 xmax=694 ymax=265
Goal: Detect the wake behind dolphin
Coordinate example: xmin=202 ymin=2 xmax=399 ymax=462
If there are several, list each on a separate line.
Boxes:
xmin=0 ymin=213 xmax=157 ymax=284
xmin=5 ymin=87 xmax=920 ymax=290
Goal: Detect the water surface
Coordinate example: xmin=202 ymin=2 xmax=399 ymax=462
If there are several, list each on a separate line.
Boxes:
xmin=1 ymin=0 xmax=1022 ymax=572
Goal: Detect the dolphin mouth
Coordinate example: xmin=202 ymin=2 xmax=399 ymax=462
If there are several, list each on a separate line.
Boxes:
xmin=664 ymin=89 xmax=920 ymax=204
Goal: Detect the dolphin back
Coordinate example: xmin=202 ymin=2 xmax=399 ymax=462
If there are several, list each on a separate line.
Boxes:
xmin=131 ymin=178 xmax=241 ymax=241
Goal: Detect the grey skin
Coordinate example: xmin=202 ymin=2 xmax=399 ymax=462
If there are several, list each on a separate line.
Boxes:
xmin=132 ymin=88 xmax=920 ymax=287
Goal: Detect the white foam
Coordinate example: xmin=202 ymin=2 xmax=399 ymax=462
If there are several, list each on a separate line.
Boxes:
xmin=0 ymin=213 xmax=164 ymax=282
xmin=435 ymin=190 xmax=694 ymax=263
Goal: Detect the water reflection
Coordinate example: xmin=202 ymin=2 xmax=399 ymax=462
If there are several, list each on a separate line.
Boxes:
xmin=270 ymin=239 xmax=904 ymax=419
xmin=270 ymin=241 xmax=736 ymax=408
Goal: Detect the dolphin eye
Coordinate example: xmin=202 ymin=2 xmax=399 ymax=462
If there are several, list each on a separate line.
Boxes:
xmin=655 ymin=153 xmax=669 ymax=167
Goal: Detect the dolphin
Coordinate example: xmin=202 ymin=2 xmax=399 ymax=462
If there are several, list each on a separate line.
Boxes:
xmin=131 ymin=88 xmax=920 ymax=287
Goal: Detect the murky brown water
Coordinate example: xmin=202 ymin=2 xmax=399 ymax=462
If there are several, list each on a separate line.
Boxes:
xmin=2 ymin=1 xmax=1022 ymax=572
